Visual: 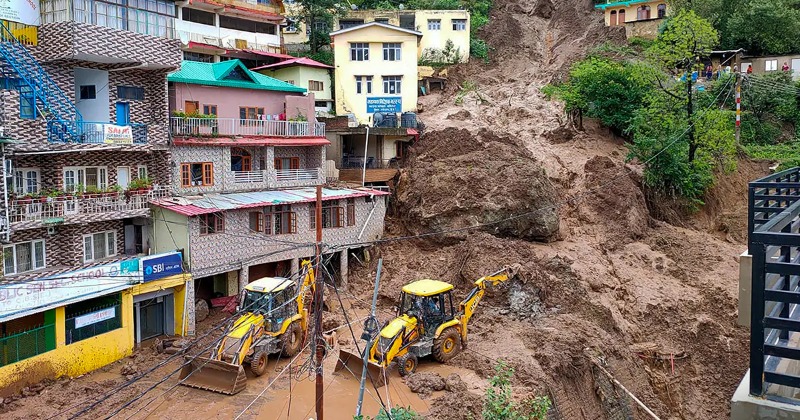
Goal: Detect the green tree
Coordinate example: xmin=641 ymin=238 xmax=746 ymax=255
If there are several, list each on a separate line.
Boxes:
xmin=354 ymin=406 xmax=420 ymax=420
xmin=293 ymin=0 xmax=347 ymax=53
xmin=482 ymin=361 xmax=551 ymax=420
xmin=725 ymin=0 xmax=800 ymax=55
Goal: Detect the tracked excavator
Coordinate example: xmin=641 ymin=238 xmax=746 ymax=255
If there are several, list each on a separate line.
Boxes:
xmin=336 ymin=265 xmax=519 ymax=386
xmin=179 ymin=260 xmax=315 ymax=395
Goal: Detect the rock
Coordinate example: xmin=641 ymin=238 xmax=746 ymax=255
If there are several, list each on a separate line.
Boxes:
xmin=126 ymin=374 xmax=135 ymax=381
xmin=172 ymin=338 xmax=191 ymax=348
xmin=406 ymin=372 xmax=446 ymax=397
xmin=446 ymin=109 xmax=472 ymax=120
xmin=164 ymin=346 xmax=182 ymax=355
xmin=121 ymin=361 xmax=139 ymax=376
xmin=445 ymin=373 xmax=468 ymax=393
xmin=532 ymin=0 xmax=554 ymax=18
xmin=195 ymin=299 xmax=210 ymax=323
xmin=22 ymin=386 xmax=37 ymax=397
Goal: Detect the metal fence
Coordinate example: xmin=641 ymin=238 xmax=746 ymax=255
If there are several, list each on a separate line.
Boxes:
xmin=0 ymin=323 xmax=55 ymax=367
xmin=65 ymin=302 xmax=123 ymax=344
xmin=748 ymin=167 xmax=800 ymax=398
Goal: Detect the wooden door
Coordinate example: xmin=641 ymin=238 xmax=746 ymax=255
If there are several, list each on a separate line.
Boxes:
xmin=185 ymin=101 xmax=199 ymax=114
xmin=610 ymin=10 xmax=617 ymax=26
xmin=618 ymin=9 xmax=625 ymax=24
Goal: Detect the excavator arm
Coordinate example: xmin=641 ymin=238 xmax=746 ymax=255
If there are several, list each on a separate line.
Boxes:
xmin=456 ymin=265 xmax=519 ymax=345
xmin=296 ymin=260 xmax=315 ymax=334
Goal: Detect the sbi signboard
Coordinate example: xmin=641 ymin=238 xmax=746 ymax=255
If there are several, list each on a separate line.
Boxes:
xmin=367 ymin=97 xmax=402 ymax=113
xmin=141 ymin=252 xmax=183 ymax=282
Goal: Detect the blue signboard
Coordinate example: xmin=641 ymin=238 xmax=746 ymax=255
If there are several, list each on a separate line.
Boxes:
xmin=141 ymin=252 xmax=183 ymax=283
xmin=366 ymin=97 xmax=402 ymax=113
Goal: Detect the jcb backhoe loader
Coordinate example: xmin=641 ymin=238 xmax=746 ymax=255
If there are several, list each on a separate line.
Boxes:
xmin=336 ymin=265 xmax=518 ymax=387
xmin=179 ymin=260 xmax=315 ymax=395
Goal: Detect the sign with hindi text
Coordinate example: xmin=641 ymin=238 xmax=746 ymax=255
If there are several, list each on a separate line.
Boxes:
xmin=0 ymin=0 xmax=40 ymax=26
xmin=366 ymin=97 xmax=402 ymax=113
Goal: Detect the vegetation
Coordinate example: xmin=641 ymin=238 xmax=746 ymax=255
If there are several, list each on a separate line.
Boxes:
xmin=419 ymin=39 xmax=463 ymax=66
xmin=482 ymin=360 xmax=551 ymax=420
xmin=354 ymin=406 xmax=421 ymax=420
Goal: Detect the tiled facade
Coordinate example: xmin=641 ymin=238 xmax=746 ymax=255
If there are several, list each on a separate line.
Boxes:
xmin=187 ymin=194 xmax=387 ymax=279
xmin=170 ymin=145 xmax=326 ymax=195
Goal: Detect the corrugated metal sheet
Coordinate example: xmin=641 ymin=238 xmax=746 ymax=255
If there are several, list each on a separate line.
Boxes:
xmin=152 ymin=187 xmax=389 ymax=217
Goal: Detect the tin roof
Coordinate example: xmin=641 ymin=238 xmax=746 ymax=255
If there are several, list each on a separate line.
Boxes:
xmin=169 ymin=60 xmax=306 ymax=93
xmin=152 ymin=187 xmax=389 ymax=216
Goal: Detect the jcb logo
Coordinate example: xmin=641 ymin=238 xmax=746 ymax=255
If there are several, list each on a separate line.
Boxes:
xmin=469 ymin=300 xmax=478 ymax=313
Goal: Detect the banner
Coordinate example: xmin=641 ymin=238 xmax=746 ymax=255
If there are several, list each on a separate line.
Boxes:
xmin=0 ymin=0 xmax=40 ymax=26
xmin=103 ymin=124 xmax=133 ymax=144
xmin=75 ymin=307 xmax=116 ymax=328
xmin=367 ymin=97 xmax=402 ymax=113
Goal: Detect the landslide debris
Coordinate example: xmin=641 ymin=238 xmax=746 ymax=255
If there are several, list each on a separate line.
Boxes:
xmin=396 ymin=127 xmax=560 ymax=243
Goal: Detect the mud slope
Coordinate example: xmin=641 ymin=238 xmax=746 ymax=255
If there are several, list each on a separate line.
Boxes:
xmin=366 ymin=0 xmax=766 ymax=418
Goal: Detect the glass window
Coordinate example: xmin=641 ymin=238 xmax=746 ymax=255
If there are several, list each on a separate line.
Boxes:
xmin=80 ymin=85 xmax=96 ymax=100
xmin=427 ymin=19 xmax=441 ymax=30
xmin=308 ymin=80 xmax=324 ymax=91
xmin=219 ymin=15 xmax=277 ymax=34
xmin=117 ymin=86 xmax=145 ymax=100
xmin=65 ymin=294 xmax=122 ymax=345
xmin=452 ymin=19 xmax=467 ymax=31
xmin=184 ymin=51 xmax=215 ymax=63
xmin=766 ymin=60 xmax=778 ymax=71
xmin=138 ymin=166 xmax=148 ymax=179
xmin=83 ymin=231 xmax=116 ymax=262
xmin=3 ymin=240 xmax=46 ymax=275
xmin=182 ymin=8 xmax=215 ymax=25
xmin=265 ymin=205 xmax=296 ymax=235
xmin=180 ymin=162 xmax=213 ymax=187
xmin=350 ymin=43 xmax=369 ymax=61
xmin=382 ymin=43 xmax=401 ymax=61
xmin=355 ymin=76 xmax=372 ymax=94
xmin=63 ymin=166 xmax=108 ymax=192
xmin=657 ymin=4 xmax=666 ymax=18
xmin=14 ymin=168 xmax=40 ymax=194
xmin=200 ymin=213 xmax=224 ymax=234
xmin=383 ymin=76 xmax=402 ymax=94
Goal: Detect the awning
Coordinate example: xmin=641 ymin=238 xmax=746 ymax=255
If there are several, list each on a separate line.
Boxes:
xmin=187 ymin=41 xmax=226 ymax=53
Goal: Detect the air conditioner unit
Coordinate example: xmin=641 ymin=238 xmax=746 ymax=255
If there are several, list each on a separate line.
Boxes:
xmin=47 ymin=226 xmax=56 ymax=235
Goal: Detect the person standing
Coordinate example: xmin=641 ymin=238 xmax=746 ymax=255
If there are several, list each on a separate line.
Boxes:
xmin=783 ymin=62 xmax=791 ymax=72
xmin=747 ymin=65 xmax=753 ymax=74
xmin=706 ymin=64 xmax=713 ymax=80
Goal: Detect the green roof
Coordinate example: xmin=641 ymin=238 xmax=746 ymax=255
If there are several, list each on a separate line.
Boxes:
xmin=168 ymin=60 xmax=306 ymax=93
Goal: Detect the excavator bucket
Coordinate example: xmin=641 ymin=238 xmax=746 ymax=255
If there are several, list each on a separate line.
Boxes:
xmin=335 ymin=348 xmax=388 ymax=388
xmin=178 ymin=355 xmax=247 ymax=395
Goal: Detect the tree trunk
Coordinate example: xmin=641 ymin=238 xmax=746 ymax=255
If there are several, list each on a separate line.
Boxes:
xmin=310 ymin=14 xmax=317 ymax=54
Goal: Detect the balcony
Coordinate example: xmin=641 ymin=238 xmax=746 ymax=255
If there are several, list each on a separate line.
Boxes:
xmin=170 ymin=117 xmax=325 ymax=138
xmin=9 ymin=187 xmax=168 ymax=226
xmin=48 ymin=120 xmax=148 ymax=144
xmin=233 ymin=170 xmax=267 ymax=184
xmin=228 ymin=168 xmax=324 ymax=189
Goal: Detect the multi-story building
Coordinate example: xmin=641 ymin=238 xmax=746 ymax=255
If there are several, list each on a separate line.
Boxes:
xmin=252 ymin=57 xmax=334 ymax=116
xmin=156 ymin=59 xmax=387 ymax=309
xmin=284 ymin=9 xmax=471 ymax=62
xmin=0 ymin=14 xmax=191 ymax=393
xmin=175 ymin=0 xmax=288 ymax=65
xmin=595 ymin=0 xmax=669 ymax=39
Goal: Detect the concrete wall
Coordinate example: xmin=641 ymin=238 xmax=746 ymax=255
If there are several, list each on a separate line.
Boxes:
xmin=416 ymin=10 xmax=470 ymax=61
xmin=601 ymin=1 xmax=667 ymax=27
xmin=74 ymin=68 xmax=110 ymax=122
xmin=332 ymin=25 xmax=419 ymax=123
xmin=731 ymin=370 xmax=800 ymax=419
xmin=171 ymin=84 xmax=301 ymax=119
xmin=261 ymin=66 xmax=333 ymax=102
xmin=175 ymin=6 xmax=281 ymax=51
xmin=152 ymin=208 xmax=191 ymax=268
xmin=738 ymin=250 xmax=752 ymax=327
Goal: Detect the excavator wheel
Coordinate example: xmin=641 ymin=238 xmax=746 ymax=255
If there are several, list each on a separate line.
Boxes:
xmin=397 ymin=353 xmax=418 ymax=377
xmin=281 ymin=321 xmax=304 ymax=357
xmin=432 ymin=327 xmax=462 ymax=363
xmin=251 ymin=349 xmax=269 ymax=376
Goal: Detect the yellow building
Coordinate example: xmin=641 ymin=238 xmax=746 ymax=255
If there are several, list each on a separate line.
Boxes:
xmin=284 ymin=9 xmax=470 ymax=62
xmin=330 ymin=22 xmax=421 ymax=124
xmin=0 ymin=252 xmax=191 ymax=396
xmin=253 ymin=57 xmax=335 ymax=115
xmin=595 ymin=0 xmax=669 ymax=39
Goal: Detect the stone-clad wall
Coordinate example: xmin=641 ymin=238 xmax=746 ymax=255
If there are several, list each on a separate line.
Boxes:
xmin=188 ymin=195 xmax=387 ymax=278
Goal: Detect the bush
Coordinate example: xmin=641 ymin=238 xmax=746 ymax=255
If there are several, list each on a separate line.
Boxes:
xmin=470 ymin=37 xmax=490 ymax=62
xmin=482 ymin=361 xmax=551 ymax=420
xmin=354 ymin=406 xmax=420 ymax=420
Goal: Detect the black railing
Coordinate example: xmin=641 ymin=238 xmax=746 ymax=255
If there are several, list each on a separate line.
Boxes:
xmin=748 ymin=167 xmax=800 ymax=398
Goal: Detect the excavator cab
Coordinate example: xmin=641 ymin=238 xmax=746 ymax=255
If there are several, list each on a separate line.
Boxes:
xmin=241 ymin=281 xmax=298 ymax=333
xmin=398 ymin=281 xmax=456 ymax=337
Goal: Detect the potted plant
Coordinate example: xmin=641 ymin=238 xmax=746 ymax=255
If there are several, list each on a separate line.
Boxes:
xmin=17 ymin=193 xmax=33 ymax=204
xmin=85 ymin=185 xmax=102 ymax=198
xmin=75 ymin=183 xmax=85 ymax=199
xmin=106 ymin=185 xmax=123 ymax=197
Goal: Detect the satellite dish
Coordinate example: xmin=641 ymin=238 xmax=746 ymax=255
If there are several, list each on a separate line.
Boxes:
xmin=398 ymin=3 xmax=405 ymax=9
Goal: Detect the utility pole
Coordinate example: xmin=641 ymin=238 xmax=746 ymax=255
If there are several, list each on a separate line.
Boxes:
xmin=735 ymin=71 xmax=742 ymax=146
xmin=314 ymin=185 xmax=324 ymax=420
xmin=687 ymin=58 xmax=696 ymax=162
xmin=356 ymin=258 xmax=383 ymax=417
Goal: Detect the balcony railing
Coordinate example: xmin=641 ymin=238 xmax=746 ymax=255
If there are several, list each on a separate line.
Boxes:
xmin=48 ymin=121 xmax=148 ymax=144
xmin=276 ymin=168 xmax=320 ymax=182
xmin=9 ymin=188 xmax=168 ymax=223
xmin=233 ymin=170 xmax=267 ymax=183
xmin=170 ymin=117 xmax=325 ymax=138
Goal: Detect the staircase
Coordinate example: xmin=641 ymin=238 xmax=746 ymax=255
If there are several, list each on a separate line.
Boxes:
xmin=0 ymin=22 xmax=82 ymax=141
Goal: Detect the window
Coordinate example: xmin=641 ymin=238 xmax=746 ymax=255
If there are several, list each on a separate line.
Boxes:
xmin=199 ymin=213 xmax=225 ymax=234
xmin=0 ymin=311 xmax=56 ymax=366
xmin=375 ymin=18 xmax=389 ymax=24
xmin=183 ymin=51 xmax=215 ymax=63
xmin=239 ymin=107 xmax=265 ymax=122
xmin=428 ymin=19 xmax=441 ymax=30
xmin=79 ymin=85 xmax=96 ymax=100
xmin=383 ymin=76 xmax=402 ymax=94
xmin=452 ymin=19 xmax=467 ymax=31
xmin=180 ymin=162 xmax=213 ymax=187
xmin=383 ymin=43 xmax=401 ymax=61
xmin=308 ymin=80 xmax=324 ymax=91
xmin=637 ymin=5 xmax=651 ymax=20
xmin=315 ymin=101 xmax=328 ymax=108
xmin=355 ymin=76 xmax=373 ymax=94
xmin=347 ymin=198 xmax=356 ymax=226
xmin=203 ymin=104 xmax=217 ymax=116
xmin=249 ymin=211 xmax=263 ymax=232
xmin=657 ymin=3 xmax=666 ymax=18
xmin=350 ymin=43 xmax=370 ymax=61
xmin=3 ymin=240 xmax=45 ymax=275
xmin=340 ymin=20 xmax=364 ymax=30
xmin=274 ymin=157 xmax=300 ymax=170
xmin=14 ymin=168 xmax=40 ymax=194
xmin=766 ymin=60 xmax=778 ymax=72
xmin=182 ymin=8 xmax=215 ymax=25
xmin=138 ymin=166 xmax=148 ymax=180
xmin=45 ymin=0 xmax=175 ymax=38
xmin=309 ymin=201 xmax=344 ymax=229
xmin=231 ymin=148 xmax=252 ymax=172
xmin=83 ymin=231 xmax=116 ymax=262
xmin=65 ymin=294 xmax=122 ymax=344
xmin=63 ymin=167 xmax=107 ymax=192
xmin=117 ymin=86 xmax=144 ymax=101
xmin=285 ymin=80 xmax=296 ymax=85
xmin=220 ymin=16 xmax=277 ymax=35
xmin=265 ymin=205 xmax=297 ymax=235
xmin=314 ymin=21 xmax=329 ymax=32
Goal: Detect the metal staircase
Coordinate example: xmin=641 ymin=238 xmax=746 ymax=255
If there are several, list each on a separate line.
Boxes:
xmin=0 ymin=22 xmax=82 ymax=141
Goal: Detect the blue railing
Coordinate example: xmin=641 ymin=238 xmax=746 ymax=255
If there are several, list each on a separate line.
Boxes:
xmin=47 ymin=121 xmax=148 ymax=144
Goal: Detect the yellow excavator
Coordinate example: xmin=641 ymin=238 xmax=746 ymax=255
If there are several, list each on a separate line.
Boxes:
xmin=337 ymin=265 xmax=518 ymax=386
xmin=179 ymin=260 xmax=315 ymax=395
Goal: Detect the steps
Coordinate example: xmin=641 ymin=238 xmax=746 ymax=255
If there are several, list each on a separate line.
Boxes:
xmin=0 ymin=23 xmax=82 ymax=141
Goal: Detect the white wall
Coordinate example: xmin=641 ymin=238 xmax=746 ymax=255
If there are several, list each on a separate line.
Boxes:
xmin=74 ymin=67 xmax=109 ymax=123
xmin=175 ymin=8 xmax=281 ymax=51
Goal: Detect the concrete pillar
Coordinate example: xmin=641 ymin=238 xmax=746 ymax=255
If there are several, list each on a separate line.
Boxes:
xmin=291 ymin=258 xmax=299 ymax=278
xmin=226 ymin=271 xmax=239 ymax=296
xmin=339 ymin=249 xmax=349 ymax=288
xmin=738 ymin=250 xmax=752 ymax=327
xmin=238 ymin=267 xmax=249 ymax=293
xmin=186 ymin=278 xmax=196 ymax=336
